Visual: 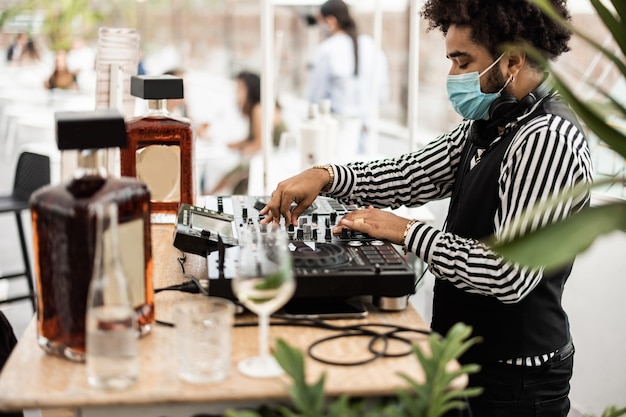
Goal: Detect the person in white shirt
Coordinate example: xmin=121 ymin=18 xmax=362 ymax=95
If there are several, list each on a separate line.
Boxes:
xmin=308 ymin=0 xmax=389 ymax=156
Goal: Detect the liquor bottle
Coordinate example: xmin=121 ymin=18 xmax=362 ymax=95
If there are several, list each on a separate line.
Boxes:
xmin=30 ymin=109 xmax=154 ymax=362
xmin=123 ymin=75 xmax=194 ymax=222
xmin=86 ymin=202 xmax=139 ymax=389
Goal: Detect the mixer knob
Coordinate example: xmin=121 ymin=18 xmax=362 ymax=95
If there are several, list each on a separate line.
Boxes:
xmin=312 ymin=229 xmax=318 ymax=241
xmin=340 ymin=228 xmax=349 ymax=239
xmin=330 ymin=212 xmax=337 ymax=223
xmin=297 ymin=229 xmax=304 ymax=240
xmin=242 ymin=207 xmax=248 ymax=219
xmin=325 ymin=227 xmax=332 ymax=241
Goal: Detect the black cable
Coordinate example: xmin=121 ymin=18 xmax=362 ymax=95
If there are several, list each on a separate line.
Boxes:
xmin=154 ymin=251 xmax=209 ymax=295
xmin=235 ymin=315 xmax=431 ymax=367
xmin=156 ymin=250 xmax=432 ymax=367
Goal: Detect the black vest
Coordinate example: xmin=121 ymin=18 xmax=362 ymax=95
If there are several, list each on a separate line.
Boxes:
xmin=432 ymin=96 xmax=580 ymax=363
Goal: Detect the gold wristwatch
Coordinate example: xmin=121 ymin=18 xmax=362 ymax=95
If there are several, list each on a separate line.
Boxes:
xmin=312 ymin=164 xmax=334 ymax=193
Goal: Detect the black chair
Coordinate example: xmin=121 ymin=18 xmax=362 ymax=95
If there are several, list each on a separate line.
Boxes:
xmin=0 ymin=152 xmax=50 ymax=312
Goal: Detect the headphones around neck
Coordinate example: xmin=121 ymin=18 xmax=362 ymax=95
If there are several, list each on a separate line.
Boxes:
xmin=469 ymin=79 xmax=553 ymax=149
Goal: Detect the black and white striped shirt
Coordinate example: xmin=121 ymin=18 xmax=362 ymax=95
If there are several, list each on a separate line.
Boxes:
xmin=327 ymin=100 xmax=593 ymax=305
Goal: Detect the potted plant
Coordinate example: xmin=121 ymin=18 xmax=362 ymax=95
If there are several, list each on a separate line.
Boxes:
xmin=224 ymin=322 xmax=482 ymax=417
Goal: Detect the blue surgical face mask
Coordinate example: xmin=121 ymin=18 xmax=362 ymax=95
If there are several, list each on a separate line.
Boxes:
xmin=446 ymin=53 xmax=510 ymax=120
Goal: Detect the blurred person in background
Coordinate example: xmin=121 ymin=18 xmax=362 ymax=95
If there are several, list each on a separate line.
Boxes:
xmin=16 ymin=37 xmax=41 ymax=65
xmin=209 ymin=71 xmax=286 ymax=195
xmin=44 ymin=50 xmax=78 ymax=90
xmin=307 ymin=0 xmax=389 ymax=155
xmin=66 ymin=36 xmax=95 ymax=91
xmin=5 ymin=33 xmax=27 ymax=64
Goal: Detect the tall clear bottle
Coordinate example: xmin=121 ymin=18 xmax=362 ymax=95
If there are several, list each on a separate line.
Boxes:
xmin=318 ymin=99 xmax=338 ymax=163
xmin=30 ymin=109 xmax=154 ymax=362
xmin=299 ymin=103 xmax=324 ymax=170
xmin=123 ymin=75 xmax=194 ymax=222
xmin=86 ymin=202 xmax=138 ymax=389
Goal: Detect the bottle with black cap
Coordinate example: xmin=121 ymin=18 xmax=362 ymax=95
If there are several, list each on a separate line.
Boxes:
xmin=123 ymin=75 xmax=194 ymax=222
xmin=30 ymin=109 xmax=154 ymax=362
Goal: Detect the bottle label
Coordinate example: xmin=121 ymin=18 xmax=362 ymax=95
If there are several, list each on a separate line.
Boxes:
xmin=118 ymin=218 xmax=146 ymax=307
xmin=136 ymin=145 xmax=181 ymax=202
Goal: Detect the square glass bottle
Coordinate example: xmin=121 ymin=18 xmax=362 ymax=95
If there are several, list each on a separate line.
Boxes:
xmin=123 ymin=75 xmax=195 ymax=223
xmin=30 ymin=110 xmax=154 ymax=362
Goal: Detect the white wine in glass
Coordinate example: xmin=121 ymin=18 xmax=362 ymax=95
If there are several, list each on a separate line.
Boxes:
xmin=232 ymin=225 xmax=295 ymax=378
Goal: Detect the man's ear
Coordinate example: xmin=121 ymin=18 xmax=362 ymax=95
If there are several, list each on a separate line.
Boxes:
xmin=505 ymin=47 xmax=526 ymax=79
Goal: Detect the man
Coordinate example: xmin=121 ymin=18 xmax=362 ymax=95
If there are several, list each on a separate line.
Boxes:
xmin=262 ymin=0 xmax=592 ymax=415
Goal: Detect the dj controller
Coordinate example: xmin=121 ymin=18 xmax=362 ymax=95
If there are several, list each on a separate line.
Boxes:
xmin=173 ymin=195 xmax=417 ymax=310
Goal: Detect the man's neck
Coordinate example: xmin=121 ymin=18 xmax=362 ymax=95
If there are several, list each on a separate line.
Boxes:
xmin=510 ymin=70 xmax=546 ymax=101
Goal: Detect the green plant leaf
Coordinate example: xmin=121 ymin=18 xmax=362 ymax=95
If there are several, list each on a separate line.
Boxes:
xmin=521 ymin=40 xmax=626 ymax=159
xmin=550 ymin=71 xmax=626 ymax=159
xmin=270 ymin=326 xmax=483 ymax=417
xmin=274 ymin=338 xmax=305 ymax=384
xmin=493 ymin=202 xmax=626 ymax=270
xmin=394 ymin=323 xmax=482 ymax=417
xmin=224 ymin=411 xmax=263 ymax=417
xmin=610 ymin=0 xmax=626 ymax=22
xmin=584 ymin=405 xmax=626 ymax=417
xmin=590 ymin=0 xmax=626 ymax=57
xmin=605 ymin=406 xmax=626 ymax=417
xmin=255 ymin=270 xmax=288 ymax=290
xmin=532 ymin=0 xmax=626 ymax=75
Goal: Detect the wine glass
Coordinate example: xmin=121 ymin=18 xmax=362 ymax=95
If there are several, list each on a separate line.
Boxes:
xmin=232 ymin=224 xmax=295 ymax=378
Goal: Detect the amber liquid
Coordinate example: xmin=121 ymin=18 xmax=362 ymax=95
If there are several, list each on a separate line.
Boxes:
xmin=31 ymin=175 xmax=154 ymax=362
xmin=123 ymin=114 xmax=194 ymax=214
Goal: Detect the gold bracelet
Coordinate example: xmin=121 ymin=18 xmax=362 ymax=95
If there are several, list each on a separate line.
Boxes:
xmin=402 ymin=219 xmax=418 ymax=254
xmin=312 ymin=164 xmax=334 ymax=193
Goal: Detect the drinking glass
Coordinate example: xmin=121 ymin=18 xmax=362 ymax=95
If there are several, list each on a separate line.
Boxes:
xmin=232 ymin=225 xmax=295 ymax=378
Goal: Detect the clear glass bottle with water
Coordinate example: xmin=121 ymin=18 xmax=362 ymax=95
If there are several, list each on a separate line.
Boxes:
xmin=86 ymin=202 xmax=139 ymax=390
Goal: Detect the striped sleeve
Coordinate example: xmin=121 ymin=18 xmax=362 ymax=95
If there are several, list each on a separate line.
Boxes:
xmin=326 ymin=120 xmax=472 ymax=208
xmin=404 ymin=113 xmax=593 ymax=303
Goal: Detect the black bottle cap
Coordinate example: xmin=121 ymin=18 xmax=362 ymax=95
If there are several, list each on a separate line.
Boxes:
xmin=131 ymin=75 xmax=184 ymax=100
xmin=55 ymin=109 xmax=127 ymax=150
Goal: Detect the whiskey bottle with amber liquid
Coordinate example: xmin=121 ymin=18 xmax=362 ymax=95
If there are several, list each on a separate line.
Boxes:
xmin=30 ymin=110 xmax=154 ymax=362
xmin=123 ymin=75 xmax=194 ymax=223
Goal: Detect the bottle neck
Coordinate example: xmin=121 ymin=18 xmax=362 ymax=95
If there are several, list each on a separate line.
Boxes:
xmin=146 ymin=99 xmax=169 ymax=116
xmin=75 ymin=149 xmax=109 ymax=179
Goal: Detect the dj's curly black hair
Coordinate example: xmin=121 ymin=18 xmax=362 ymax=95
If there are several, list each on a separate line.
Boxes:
xmin=421 ymin=0 xmax=572 ymax=66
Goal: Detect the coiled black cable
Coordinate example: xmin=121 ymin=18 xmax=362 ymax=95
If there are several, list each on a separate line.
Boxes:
xmin=154 ymin=252 xmax=432 ymax=366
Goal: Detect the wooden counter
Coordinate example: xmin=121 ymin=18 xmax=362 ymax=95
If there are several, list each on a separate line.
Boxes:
xmin=0 ymin=224 xmax=438 ymax=417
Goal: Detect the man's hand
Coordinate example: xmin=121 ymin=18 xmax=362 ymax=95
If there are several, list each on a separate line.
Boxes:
xmin=332 ymin=206 xmax=411 ymax=245
xmin=260 ymin=168 xmax=330 ymax=226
